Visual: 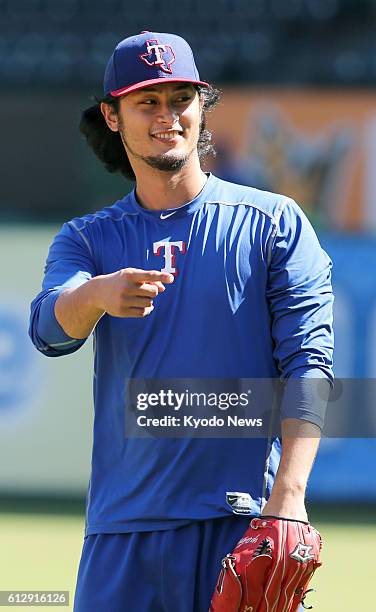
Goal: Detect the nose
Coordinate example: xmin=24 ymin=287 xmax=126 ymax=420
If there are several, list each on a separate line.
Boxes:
xmin=156 ymin=100 xmax=179 ymax=124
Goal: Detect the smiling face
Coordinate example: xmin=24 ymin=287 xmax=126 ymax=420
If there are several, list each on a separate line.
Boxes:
xmin=101 ymin=82 xmax=203 ymax=175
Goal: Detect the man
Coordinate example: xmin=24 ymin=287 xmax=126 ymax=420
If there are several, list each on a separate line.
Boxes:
xmin=29 ymin=31 xmax=333 ymax=612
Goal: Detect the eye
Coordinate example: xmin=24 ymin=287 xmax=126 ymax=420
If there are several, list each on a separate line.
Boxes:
xmin=175 ymin=95 xmax=193 ymax=104
xmin=140 ymin=98 xmax=157 ymax=105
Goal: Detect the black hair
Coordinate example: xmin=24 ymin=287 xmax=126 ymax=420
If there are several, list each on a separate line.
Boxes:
xmin=79 ymin=84 xmax=221 ymax=181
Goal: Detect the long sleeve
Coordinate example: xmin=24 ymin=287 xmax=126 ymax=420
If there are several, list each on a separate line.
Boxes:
xmin=266 ymin=199 xmax=334 ymax=428
xmin=29 ymin=220 xmax=97 ymax=357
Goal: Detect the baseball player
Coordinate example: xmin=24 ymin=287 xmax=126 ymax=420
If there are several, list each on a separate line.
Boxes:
xmin=29 ymin=31 xmax=334 ymax=612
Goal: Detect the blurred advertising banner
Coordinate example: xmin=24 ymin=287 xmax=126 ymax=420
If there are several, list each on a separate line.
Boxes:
xmin=0 ymin=226 xmax=93 ymax=496
xmin=309 ymin=438 xmax=376 ymax=501
xmin=309 ymin=234 xmax=376 ymax=499
xmin=207 ymin=88 xmax=376 ymax=232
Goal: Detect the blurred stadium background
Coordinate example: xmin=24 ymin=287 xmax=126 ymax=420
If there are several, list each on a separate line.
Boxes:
xmin=1 ymin=0 xmax=375 ymax=610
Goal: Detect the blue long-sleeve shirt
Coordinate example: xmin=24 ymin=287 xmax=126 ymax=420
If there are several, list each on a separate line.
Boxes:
xmin=29 ymin=174 xmax=333 ymax=534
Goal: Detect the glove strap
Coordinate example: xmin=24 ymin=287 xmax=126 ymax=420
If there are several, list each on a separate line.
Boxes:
xmin=301 ymin=588 xmax=315 ymax=609
xmin=258 ymin=515 xmax=310 ymax=525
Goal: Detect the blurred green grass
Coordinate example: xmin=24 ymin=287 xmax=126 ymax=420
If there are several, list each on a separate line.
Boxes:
xmin=310 ymin=520 xmax=375 ymax=611
xmin=0 ymin=504 xmax=374 ymax=611
xmin=0 ymin=514 xmax=84 ymax=611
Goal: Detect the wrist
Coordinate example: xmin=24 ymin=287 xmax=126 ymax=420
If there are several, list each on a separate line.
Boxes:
xmin=271 ymin=481 xmax=306 ymax=497
xmin=261 ymin=504 xmax=308 ymax=522
xmin=87 ymin=276 xmax=107 ymax=314
xmin=262 ymin=482 xmax=308 ymax=521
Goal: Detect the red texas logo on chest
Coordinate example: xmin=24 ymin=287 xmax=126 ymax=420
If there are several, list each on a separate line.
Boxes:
xmin=153 ymin=241 xmax=186 ymax=277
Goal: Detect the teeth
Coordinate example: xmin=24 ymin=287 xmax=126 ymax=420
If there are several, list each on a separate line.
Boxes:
xmin=154 ymin=131 xmax=180 ymax=139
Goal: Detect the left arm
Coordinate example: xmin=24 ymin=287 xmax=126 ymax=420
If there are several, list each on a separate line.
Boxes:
xmin=264 ymin=198 xmax=334 ymax=520
xmin=261 ymin=418 xmax=321 ymax=521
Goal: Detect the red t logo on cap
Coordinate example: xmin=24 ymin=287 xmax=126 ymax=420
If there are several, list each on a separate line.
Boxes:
xmin=139 ymin=39 xmax=176 ymax=74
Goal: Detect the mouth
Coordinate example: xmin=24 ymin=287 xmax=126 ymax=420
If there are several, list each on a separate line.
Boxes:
xmin=151 ymin=130 xmax=183 ymax=143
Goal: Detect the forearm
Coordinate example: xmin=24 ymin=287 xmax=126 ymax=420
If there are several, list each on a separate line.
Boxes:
xmin=55 ymin=277 xmax=105 ymax=339
xmin=262 ymin=418 xmax=321 ymax=520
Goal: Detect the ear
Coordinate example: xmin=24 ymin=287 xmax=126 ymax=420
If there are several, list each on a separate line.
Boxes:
xmin=100 ymin=102 xmax=119 ymax=132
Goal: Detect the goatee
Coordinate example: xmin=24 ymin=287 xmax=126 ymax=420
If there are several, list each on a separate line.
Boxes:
xmin=142 ymin=153 xmax=191 ymax=172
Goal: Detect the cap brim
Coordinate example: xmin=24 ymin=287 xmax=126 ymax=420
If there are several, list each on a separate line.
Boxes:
xmin=110 ymin=77 xmax=209 ymax=97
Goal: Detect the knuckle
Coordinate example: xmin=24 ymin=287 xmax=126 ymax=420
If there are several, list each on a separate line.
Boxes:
xmin=122 ymin=268 xmax=136 ymax=280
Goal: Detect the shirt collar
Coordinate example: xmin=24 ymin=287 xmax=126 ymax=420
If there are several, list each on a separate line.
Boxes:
xmin=129 ymin=173 xmax=216 ymax=221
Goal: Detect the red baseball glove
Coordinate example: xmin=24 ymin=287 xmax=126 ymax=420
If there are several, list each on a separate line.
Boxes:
xmin=210 ymin=516 xmax=322 ymax=612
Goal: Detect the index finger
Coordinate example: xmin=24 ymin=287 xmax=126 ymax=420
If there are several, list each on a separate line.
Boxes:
xmin=129 ymin=269 xmax=174 ymax=284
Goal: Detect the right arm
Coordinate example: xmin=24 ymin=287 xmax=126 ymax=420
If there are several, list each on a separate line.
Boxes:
xmin=29 ymin=221 xmax=173 ymax=355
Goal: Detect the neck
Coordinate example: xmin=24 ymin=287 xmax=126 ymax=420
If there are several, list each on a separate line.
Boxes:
xmin=133 ymin=155 xmax=207 ymax=210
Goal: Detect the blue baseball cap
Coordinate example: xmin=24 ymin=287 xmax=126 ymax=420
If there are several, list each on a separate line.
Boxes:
xmin=103 ymin=31 xmax=209 ymax=97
